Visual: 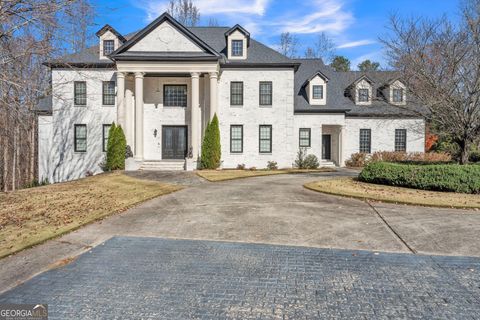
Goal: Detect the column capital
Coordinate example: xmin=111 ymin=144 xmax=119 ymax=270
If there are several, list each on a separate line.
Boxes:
xmin=134 ymin=72 xmax=145 ymax=78
xmin=116 ymin=72 xmax=126 ymax=79
xmin=208 ymin=72 xmax=218 ymax=79
xmin=191 ymin=72 xmax=200 ymax=78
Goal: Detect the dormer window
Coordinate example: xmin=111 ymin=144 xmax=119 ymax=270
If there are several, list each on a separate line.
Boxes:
xmin=103 ymin=40 xmax=115 ymax=55
xmin=392 ymin=88 xmax=403 ymax=103
xmin=304 ymin=71 xmax=328 ymax=106
xmin=358 ymin=89 xmax=369 ymax=102
xmin=313 ymin=85 xmax=324 ymax=99
xmin=231 ymin=40 xmax=243 ymax=56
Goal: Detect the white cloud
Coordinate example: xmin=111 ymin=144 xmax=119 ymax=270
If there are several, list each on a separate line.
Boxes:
xmin=336 ymin=39 xmax=376 ymax=49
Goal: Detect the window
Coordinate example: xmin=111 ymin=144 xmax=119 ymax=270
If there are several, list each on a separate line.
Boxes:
xmin=299 ymin=128 xmax=311 ymax=147
xmin=102 ymin=81 xmax=115 ymax=105
xmin=164 ymin=85 xmax=187 ymax=107
xmin=359 ymin=129 xmax=371 ymax=153
xmin=102 ymin=124 xmax=111 ymax=152
xmin=312 ymin=85 xmax=324 ymax=99
xmin=74 ymin=81 xmax=87 ymax=106
xmin=103 ymin=40 xmax=115 ymax=55
xmin=358 ymin=88 xmax=369 ymax=102
xmin=259 ymin=125 xmax=272 ymax=153
xmin=395 ymin=129 xmax=407 ymax=152
xmin=392 ymin=88 xmax=404 ymax=103
xmin=259 ymin=81 xmax=272 ymax=105
xmin=231 ymin=40 xmax=243 ymax=56
xmin=230 ymin=125 xmax=243 ymax=153
xmin=74 ymin=124 xmax=87 ymax=152
xmin=230 ymin=82 xmax=243 ymax=106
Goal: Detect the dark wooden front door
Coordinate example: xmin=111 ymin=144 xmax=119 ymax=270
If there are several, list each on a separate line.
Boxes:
xmin=162 ymin=126 xmax=187 ymax=159
xmin=322 ymin=134 xmax=331 ymax=160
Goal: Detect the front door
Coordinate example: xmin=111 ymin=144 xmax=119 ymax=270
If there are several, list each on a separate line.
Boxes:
xmin=162 ymin=126 xmax=187 ymax=159
xmin=322 ymin=134 xmax=331 ymax=160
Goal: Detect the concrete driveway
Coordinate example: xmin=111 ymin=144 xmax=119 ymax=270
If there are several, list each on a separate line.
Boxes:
xmin=1 ymin=170 xmax=480 ymax=293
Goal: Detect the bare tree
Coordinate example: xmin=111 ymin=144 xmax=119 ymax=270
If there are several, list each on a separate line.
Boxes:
xmin=314 ymin=32 xmax=336 ymax=63
xmin=167 ymin=0 xmax=200 ymax=27
xmin=304 ymin=47 xmax=316 ymax=58
xmin=381 ymin=0 xmax=480 ymax=164
xmin=279 ymin=32 xmax=298 ymax=58
xmin=0 ymin=0 xmax=95 ymax=191
xmin=208 ymin=17 xmax=219 ymax=27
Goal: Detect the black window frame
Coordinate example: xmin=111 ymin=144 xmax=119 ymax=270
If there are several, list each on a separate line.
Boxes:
xmin=102 ymin=81 xmax=116 ymax=106
xmin=102 ymin=124 xmax=112 ymax=152
xmin=395 ymin=129 xmax=407 ymax=152
xmin=259 ymin=125 xmax=272 ymax=154
xmin=230 ymin=125 xmax=243 ymax=153
xmin=74 ymin=124 xmax=87 ymax=153
xmin=259 ymin=81 xmax=273 ymax=106
xmin=103 ymin=40 xmax=115 ymax=56
xmin=359 ymin=129 xmax=371 ymax=153
xmin=392 ymin=88 xmax=404 ymax=103
xmin=312 ymin=85 xmax=324 ymax=99
xmin=163 ymin=84 xmax=188 ymax=107
xmin=299 ymin=128 xmax=311 ymax=147
xmin=230 ymin=81 xmax=244 ymax=106
xmin=358 ymin=88 xmax=369 ymax=102
xmin=74 ymin=81 xmax=87 ymax=106
xmin=231 ymin=40 xmax=243 ymax=57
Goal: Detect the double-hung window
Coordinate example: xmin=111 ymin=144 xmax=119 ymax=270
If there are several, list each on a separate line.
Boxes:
xmin=359 ymin=129 xmax=371 ymax=153
xmin=230 ymin=125 xmax=243 ymax=153
xmin=395 ymin=129 xmax=407 ymax=152
xmin=74 ymin=81 xmax=87 ymax=106
xmin=164 ymin=85 xmax=187 ymax=107
xmin=74 ymin=124 xmax=87 ymax=152
xmin=259 ymin=125 xmax=272 ymax=153
xmin=392 ymin=88 xmax=404 ymax=103
xmin=312 ymin=85 xmax=324 ymax=99
xmin=102 ymin=81 xmax=115 ymax=106
xmin=230 ymin=82 xmax=243 ymax=106
xmin=259 ymin=81 xmax=272 ymax=106
xmin=299 ymin=128 xmax=311 ymax=147
xmin=231 ymin=40 xmax=243 ymax=56
xmin=103 ymin=40 xmax=115 ymax=56
xmin=358 ymin=88 xmax=369 ymax=102
xmin=103 ymin=124 xmax=112 ymax=152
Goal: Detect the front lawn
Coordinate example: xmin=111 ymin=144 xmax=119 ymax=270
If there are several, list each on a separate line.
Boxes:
xmin=0 ymin=173 xmax=181 ymax=258
xmin=305 ymin=177 xmax=480 ymax=209
xmin=197 ymin=168 xmax=335 ymax=182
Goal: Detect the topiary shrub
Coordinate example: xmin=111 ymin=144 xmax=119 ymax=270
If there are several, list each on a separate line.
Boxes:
xmin=105 ymin=123 xmax=126 ymax=171
xmin=201 ymin=114 xmax=221 ymax=169
xmin=267 ymin=161 xmax=278 ymax=170
xmin=359 ymin=162 xmax=480 ymax=194
xmin=304 ymin=154 xmax=320 ymax=169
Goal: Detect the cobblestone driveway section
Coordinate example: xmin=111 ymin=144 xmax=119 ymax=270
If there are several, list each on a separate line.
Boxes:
xmin=1 ymin=237 xmax=479 ymax=319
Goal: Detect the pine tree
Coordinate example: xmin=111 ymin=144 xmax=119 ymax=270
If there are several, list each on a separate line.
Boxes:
xmin=201 ymin=114 xmax=221 ymax=169
xmin=105 ymin=123 xmax=126 ymax=171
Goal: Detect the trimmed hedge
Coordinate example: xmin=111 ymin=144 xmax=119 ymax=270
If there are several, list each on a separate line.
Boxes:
xmin=359 ymin=162 xmax=480 ymax=194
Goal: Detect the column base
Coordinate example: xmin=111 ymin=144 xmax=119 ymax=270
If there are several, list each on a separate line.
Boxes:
xmin=126 ymin=158 xmax=142 ymax=171
xmin=185 ymin=158 xmax=198 ymax=171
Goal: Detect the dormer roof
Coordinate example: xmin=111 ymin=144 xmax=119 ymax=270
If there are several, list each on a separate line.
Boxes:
xmin=303 ymin=71 xmax=330 ymax=87
xmin=352 ymin=74 xmax=375 ymax=86
xmin=95 ymin=24 xmax=127 ymax=42
xmin=224 ymin=24 xmax=250 ymax=46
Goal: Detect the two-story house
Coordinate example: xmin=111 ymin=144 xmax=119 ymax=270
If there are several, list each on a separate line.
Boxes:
xmin=38 ymin=12 xmax=425 ymax=182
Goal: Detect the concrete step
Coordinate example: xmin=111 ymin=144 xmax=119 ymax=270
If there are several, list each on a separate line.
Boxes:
xmin=321 ymin=161 xmax=337 ymax=168
xmin=140 ymin=160 xmax=185 ymax=171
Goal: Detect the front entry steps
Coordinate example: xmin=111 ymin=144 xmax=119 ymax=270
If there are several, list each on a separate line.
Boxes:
xmin=321 ymin=160 xmax=337 ymax=168
xmin=139 ymin=160 xmax=185 ymax=171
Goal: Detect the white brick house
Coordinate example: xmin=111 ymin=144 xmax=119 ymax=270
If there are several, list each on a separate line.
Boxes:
xmin=38 ymin=13 xmax=425 ymax=183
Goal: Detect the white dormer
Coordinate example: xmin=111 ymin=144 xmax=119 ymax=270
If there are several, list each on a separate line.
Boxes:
xmin=305 ymin=71 xmax=329 ymax=105
xmin=96 ymin=25 xmax=126 ymax=60
xmin=388 ymin=79 xmax=407 ymax=105
xmin=352 ymin=75 xmax=374 ymax=105
xmin=225 ymin=25 xmax=250 ymax=60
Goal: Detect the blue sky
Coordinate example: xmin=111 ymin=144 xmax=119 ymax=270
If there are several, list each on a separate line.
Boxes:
xmin=93 ymin=0 xmax=460 ymax=69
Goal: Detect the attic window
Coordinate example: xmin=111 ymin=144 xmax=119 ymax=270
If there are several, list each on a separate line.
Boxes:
xmin=312 ymin=85 xmax=324 ymax=99
xmin=231 ymin=40 xmax=243 ymax=56
xmin=358 ymin=89 xmax=369 ymax=102
xmin=392 ymin=88 xmax=403 ymax=103
xmin=103 ymin=40 xmax=115 ymax=55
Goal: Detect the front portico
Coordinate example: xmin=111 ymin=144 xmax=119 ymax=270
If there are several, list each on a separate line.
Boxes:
xmin=115 ymin=61 xmax=219 ymax=169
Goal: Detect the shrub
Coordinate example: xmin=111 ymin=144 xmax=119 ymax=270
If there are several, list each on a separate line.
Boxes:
xmin=345 ymin=153 xmax=369 ymax=167
xmin=236 ymin=164 xmax=246 ymax=170
xmin=345 ymin=151 xmax=452 ymax=167
xmin=267 ymin=161 xmax=278 ymax=170
xmin=105 ymin=123 xmax=126 ymax=171
xmin=249 ymin=167 xmax=257 ymax=171
xmin=201 ymin=114 xmax=221 ymax=169
xmin=294 ymin=148 xmax=308 ymax=169
xmin=304 ymin=154 xmax=320 ymax=169
xmin=359 ymin=162 xmax=480 ymax=194
xmin=24 ymin=178 xmax=50 ymax=189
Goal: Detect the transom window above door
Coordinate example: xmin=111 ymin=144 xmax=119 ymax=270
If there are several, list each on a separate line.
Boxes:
xmin=164 ymin=85 xmax=187 ymax=107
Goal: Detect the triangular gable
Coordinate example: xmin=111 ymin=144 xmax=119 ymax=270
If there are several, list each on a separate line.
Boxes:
xmin=352 ymin=74 xmax=375 ymax=85
xmin=112 ymin=13 xmax=220 ymax=56
xmin=302 ymin=71 xmax=329 ymax=87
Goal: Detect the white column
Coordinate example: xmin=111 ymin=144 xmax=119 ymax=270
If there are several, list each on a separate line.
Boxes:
xmin=339 ymin=125 xmax=345 ymax=167
xmin=116 ymin=72 xmax=125 ymax=127
xmin=134 ymin=72 xmax=144 ymax=161
xmin=209 ymin=72 xmax=218 ymax=120
xmin=125 ymin=87 xmax=134 ymax=152
xmin=191 ymin=72 xmax=200 ymax=159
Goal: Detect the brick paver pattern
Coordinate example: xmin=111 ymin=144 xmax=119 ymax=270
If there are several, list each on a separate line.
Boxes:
xmin=1 ymin=237 xmax=480 ymax=319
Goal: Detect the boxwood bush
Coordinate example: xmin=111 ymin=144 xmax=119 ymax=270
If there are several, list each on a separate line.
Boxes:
xmin=358 ymin=162 xmax=480 ymax=194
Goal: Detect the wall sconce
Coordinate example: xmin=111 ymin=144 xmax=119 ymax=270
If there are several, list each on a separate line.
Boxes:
xmin=153 ymin=129 xmax=157 ymax=137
